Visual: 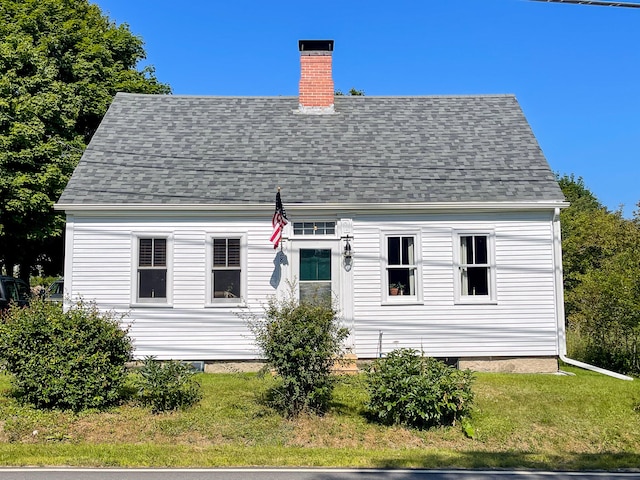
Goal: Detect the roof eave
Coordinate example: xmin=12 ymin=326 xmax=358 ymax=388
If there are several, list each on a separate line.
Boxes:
xmin=55 ymin=200 xmax=570 ymax=215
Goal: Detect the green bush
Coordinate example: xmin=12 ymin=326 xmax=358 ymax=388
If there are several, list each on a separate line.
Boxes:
xmin=0 ymin=299 xmax=133 ymax=411
xmin=366 ymin=348 xmax=475 ymax=429
xmin=29 ymin=276 xmax=60 ymax=289
xmin=247 ymin=291 xmax=349 ymax=417
xmin=134 ymin=356 xmax=202 ymax=413
xmin=567 ymin=247 xmax=640 ymax=376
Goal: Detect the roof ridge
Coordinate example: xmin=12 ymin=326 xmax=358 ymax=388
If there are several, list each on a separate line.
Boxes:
xmin=114 ymin=92 xmax=517 ymax=100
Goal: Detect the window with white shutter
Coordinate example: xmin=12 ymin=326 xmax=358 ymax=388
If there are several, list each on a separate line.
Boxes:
xmin=137 ymin=237 xmax=167 ymax=302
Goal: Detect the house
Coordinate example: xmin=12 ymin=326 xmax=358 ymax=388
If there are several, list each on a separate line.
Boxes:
xmin=55 ymin=40 xmax=568 ymax=373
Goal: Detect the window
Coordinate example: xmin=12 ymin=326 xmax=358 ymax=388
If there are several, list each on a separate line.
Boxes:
xmin=456 ymin=232 xmax=495 ymax=302
xmin=299 ymin=248 xmax=332 ymax=305
xmin=212 ymin=238 xmax=242 ymax=302
xmin=137 ymin=238 xmax=167 ymax=302
xmin=385 ymin=235 xmax=418 ymax=298
xmin=293 ymin=221 xmax=335 ymax=235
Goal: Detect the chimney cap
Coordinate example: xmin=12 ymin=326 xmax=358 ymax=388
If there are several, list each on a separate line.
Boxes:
xmin=298 ymin=40 xmax=334 ymax=52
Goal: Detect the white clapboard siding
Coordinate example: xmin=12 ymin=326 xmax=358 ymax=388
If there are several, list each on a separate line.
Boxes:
xmin=173 ymin=230 xmax=207 ymax=307
xmin=67 ymin=215 xmax=279 ymax=359
xmin=65 ymin=210 xmax=561 ymax=360
xmin=351 ymin=211 xmax=559 ymax=359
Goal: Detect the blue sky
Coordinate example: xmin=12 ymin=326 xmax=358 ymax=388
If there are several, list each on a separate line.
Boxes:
xmin=94 ymin=0 xmax=639 ymax=217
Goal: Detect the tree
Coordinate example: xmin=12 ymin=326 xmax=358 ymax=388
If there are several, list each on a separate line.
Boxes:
xmin=558 ymin=174 xmax=640 ymax=374
xmin=558 ymin=175 xmax=638 ymax=312
xmin=569 ymin=246 xmax=640 ymax=374
xmin=0 ymin=0 xmax=170 ymax=280
xmin=557 ymin=174 xmax=601 ymax=213
xmin=335 ymin=88 xmax=364 ymax=96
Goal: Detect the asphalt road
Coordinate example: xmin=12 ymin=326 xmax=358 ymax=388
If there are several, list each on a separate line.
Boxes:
xmin=0 ymin=469 xmax=639 ymax=480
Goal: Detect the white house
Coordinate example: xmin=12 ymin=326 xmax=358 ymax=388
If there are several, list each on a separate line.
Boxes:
xmin=55 ymin=40 xmax=568 ymax=373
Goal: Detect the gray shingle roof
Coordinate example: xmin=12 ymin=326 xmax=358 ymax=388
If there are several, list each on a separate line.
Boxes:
xmin=57 ymin=93 xmax=564 ymax=206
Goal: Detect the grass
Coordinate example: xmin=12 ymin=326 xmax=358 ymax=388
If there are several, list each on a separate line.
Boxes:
xmin=0 ymin=367 xmax=639 ymax=470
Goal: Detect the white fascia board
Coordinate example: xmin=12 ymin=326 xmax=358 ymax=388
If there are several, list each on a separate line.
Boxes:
xmin=54 ymin=201 xmax=570 ymax=216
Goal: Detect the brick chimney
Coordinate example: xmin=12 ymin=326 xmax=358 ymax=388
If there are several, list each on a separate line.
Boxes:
xmin=298 ymin=40 xmax=334 ymax=114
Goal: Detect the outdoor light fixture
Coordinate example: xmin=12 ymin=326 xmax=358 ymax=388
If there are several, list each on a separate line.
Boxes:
xmin=343 ymin=235 xmax=353 ymax=259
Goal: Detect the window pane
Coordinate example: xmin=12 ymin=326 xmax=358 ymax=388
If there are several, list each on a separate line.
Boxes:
xmin=213 ymin=269 xmax=241 ymax=298
xmin=5 ymin=281 xmax=18 ymax=301
xmin=401 ymin=236 xmax=414 ymax=265
xmin=139 ymin=269 xmax=166 ymax=298
xmin=300 ymin=249 xmax=331 ymax=281
xmin=388 ymin=237 xmax=400 ymax=265
xmin=300 ymin=281 xmax=332 ymax=306
xmin=466 ymin=266 xmax=489 ymax=296
xmin=293 ymin=221 xmax=336 ymax=235
xmin=153 ymin=239 xmax=166 ymax=267
xmin=474 ymin=236 xmax=488 ymax=265
xmin=213 ymin=239 xmax=227 ymax=267
xmin=139 ymin=239 xmax=153 ymax=267
xmin=17 ymin=282 xmax=30 ymax=301
xmin=460 ymin=236 xmax=473 ymax=265
xmin=387 ymin=268 xmax=415 ymax=295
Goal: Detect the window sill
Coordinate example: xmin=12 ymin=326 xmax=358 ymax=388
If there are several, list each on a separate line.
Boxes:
xmin=205 ymin=302 xmax=247 ymax=308
xmin=454 ymin=297 xmax=498 ymax=306
xmin=382 ymin=297 xmax=423 ymax=306
xmin=130 ymin=302 xmax=173 ymax=308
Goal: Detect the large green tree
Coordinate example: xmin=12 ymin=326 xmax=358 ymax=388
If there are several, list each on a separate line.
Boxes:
xmin=0 ymin=0 xmax=170 ymax=279
xmin=558 ymin=174 xmax=640 ymax=374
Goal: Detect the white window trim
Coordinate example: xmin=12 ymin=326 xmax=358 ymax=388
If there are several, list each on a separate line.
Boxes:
xmin=453 ymin=230 xmax=497 ymax=305
xmin=380 ymin=230 xmax=423 ymax=305
xmin=131 ymin=233 xmax=173 ymax=307
xmin=205 ymin=232 xmax=247 ymax=307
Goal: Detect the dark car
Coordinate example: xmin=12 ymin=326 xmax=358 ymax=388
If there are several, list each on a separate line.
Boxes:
xmin=0 ymin=276 xmax=31 ymax=310
xmin=44 ymin=278 xmax=64 ymax=302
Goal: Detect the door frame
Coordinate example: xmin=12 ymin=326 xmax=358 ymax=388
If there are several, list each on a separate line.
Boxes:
xmin=289 ymin=238 xmax=342 ymax=309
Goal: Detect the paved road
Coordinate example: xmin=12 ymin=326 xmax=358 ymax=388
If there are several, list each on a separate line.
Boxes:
xmin=0 ymin=469 xmax=639 ymax=480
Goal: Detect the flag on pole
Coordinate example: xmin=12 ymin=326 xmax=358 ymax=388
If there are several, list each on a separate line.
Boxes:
xmin=270 ymin=188 xmax=288 ymax=249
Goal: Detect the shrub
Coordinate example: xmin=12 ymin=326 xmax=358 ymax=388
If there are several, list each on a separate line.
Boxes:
xmin=247 ymin=291 xmax=349 ymax=417
xmin=567 ymin=247 xmax=640 ymax=375
xmin=134 ymin=356 xmax=202 ymax=413
xmin=366 ymin=348 xmax=475 ymax=429
xmin=0 ymin=299 xmax=133 ymax=411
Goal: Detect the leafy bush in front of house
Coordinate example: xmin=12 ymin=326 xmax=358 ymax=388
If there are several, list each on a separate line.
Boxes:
xmin=365 ymin=348 xmax=475 ymax=429
xmin=247 ymin=291 xmax=349 ymax=417
xmin=134 ymin=356 xmax=202 ymax=413
xmin=0 ymin=299 xmax=133 ymax=411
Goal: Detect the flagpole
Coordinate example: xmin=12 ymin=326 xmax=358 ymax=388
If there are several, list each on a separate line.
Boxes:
xmin=278 ymin=186 xmax=283 ymax=252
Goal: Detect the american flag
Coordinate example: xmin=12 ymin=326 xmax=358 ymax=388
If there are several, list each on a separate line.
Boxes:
xmin=270 ymin=189 xmax=288 ymax=249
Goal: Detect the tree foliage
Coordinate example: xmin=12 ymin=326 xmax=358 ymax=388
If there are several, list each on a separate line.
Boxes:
xmin=335 ymin=88 xmax=364 ymax=96
xmin=0 ymin=0 xmax=170 ymax=279
xmin=558 ymin=174 xmax=640 ymax=374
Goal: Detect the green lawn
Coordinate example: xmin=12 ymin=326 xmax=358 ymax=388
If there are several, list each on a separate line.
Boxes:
xmin=0 ymin=367 xmax=639 ymax=470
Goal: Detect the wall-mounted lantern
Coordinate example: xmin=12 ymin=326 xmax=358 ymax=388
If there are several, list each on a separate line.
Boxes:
xmin=343 ymin=235 xmax=353 ymax=259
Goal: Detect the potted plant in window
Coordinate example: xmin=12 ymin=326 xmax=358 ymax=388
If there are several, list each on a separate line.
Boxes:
xmin=389 ymin=283 xmax=405 ymax=296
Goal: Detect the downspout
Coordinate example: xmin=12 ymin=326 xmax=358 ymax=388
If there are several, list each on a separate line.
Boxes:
xmin=552 ymin=208 xmax=633 ymax=381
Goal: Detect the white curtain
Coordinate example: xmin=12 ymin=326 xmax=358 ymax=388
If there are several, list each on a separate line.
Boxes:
xmin=460 ymin=237 xmax=469 ymax=295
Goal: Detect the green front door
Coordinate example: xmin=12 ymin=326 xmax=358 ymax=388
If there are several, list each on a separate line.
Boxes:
xmin=299 ymin=248 xmax=332 ymax=305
